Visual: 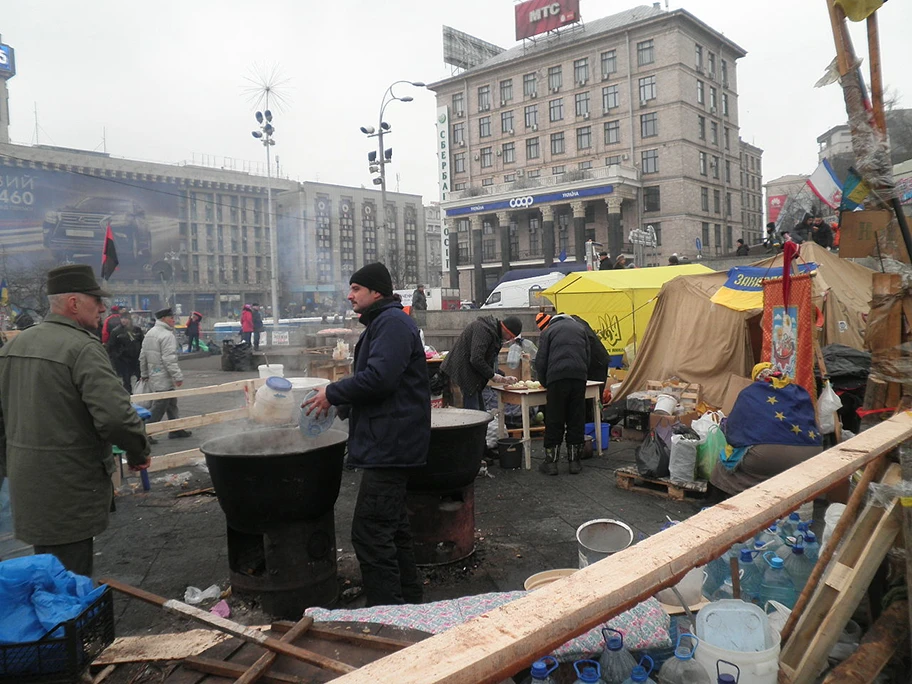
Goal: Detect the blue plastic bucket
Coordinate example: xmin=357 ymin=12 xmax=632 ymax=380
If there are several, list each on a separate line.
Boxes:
xmin=584 ymin=422 xmax=610 ymax=446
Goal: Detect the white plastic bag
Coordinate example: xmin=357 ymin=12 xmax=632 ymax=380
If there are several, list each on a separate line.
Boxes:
xmin=132 ymin=378 xmax=153 ymax=409
xmin=817 ymin=380 xmax=842 ymax=434
xmin=506 ymin=342 xmax=522 ymax=369
xmin=485 ymin=410 xmax=499 ymax=450
xmin=669 ymin=434 xmax=700 ymax=483
xmin=691 ymin=410 xmax=724 ymax=439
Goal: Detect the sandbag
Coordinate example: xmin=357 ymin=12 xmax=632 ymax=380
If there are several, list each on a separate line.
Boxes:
xmin=636 ymin=429 xmax=670 ymax=479
xmin=669 ymin=433 xmax=700 ymax=483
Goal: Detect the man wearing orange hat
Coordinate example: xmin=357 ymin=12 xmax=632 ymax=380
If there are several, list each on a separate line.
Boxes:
xmin=535 ymin=312 xmax=590 ymax=475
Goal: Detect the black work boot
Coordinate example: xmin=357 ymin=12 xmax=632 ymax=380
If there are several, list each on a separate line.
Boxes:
xmin=539 ymin=446 xmax=560 ymax=476
xmin=568 ymin=444 xmax=583 ymax=475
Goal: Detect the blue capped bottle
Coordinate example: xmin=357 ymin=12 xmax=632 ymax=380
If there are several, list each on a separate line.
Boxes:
xmin=621 ymin=656 xmax=656 ymax=684
xmin=657 ymin=634 xmax=710 ymax=684
xmin=715 ymin=659 xmax=741 ymax=683
xmin=802 ymin=530 xmax=820 ymax=563
xmin=783 ymin=539 xmax=815 ymax=594
xmin=572 ymin=659 xmax=601 ymax=684
xmin=737 ymin=548 xmax=763 ymax=604
xmin=520 ymin=655 xmax=558 ymax=684
xmin=778 ymin=512 xmax=801 ymax=542
xmin=599 ymin=628 xmax=637 ymax=684
xmin=758 ymin=552 xmax=797 ymax=610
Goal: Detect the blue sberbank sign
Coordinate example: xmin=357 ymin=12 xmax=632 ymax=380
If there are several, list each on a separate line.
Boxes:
xmin=445 ymin=184 xmax=613 ymax=217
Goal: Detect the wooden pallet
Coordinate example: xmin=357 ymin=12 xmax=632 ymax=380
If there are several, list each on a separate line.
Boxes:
xmin=614 ymin=465 xmax=708 ymax=501
xmin=646 ymin=381 xmax=702 ymax=412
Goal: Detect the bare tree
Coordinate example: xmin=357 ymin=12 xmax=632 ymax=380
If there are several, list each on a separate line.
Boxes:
xmin=0 ymin=252 xmax=57 ymax=318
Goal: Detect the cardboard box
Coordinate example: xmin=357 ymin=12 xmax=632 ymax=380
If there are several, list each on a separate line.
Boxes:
xmin=721 ymin=374 xmax=754 ymax=415
xmin=838 ymin=210 xmax=894 ymax=259
xmin=649 ymin=411 xmax=700 ymax=430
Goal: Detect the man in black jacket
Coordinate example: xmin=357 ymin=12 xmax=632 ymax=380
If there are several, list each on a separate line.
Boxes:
xmin=303 ymin=262 xmax=430 ymax=606
xmin=535 ymin=313 xmax=590 ymax=475
xmin=440 ymin=314 xmax=522 ymax=409
xmin=106 ymin=309 xmax=144 ymax=393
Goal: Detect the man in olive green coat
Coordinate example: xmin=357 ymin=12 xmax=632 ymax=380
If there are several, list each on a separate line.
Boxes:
xmin=0 ymin=265 xmax=151 ymax=576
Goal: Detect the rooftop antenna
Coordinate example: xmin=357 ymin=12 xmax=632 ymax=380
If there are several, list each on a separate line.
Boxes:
xmin=33 ymin=102 xmax=39 ymax=145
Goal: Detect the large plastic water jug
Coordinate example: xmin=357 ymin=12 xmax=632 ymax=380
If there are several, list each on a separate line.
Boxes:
xmin=600 ymin=628 xmax=637 ymax=684
xmin=758 ymin=552 xmax=797 ymax=611
xmin=782 ymin=540 xmax=814 ymax=594
xmin=801 ymin=530 xmax=820 ymax=563
xmin=520 ymin=655 xmax=558 ymax=683
xmin=621 ymin=656 xmax=655 ymax=684
xmin=572 ymin=659 xmax=601 ymax=684
xmin=715 ymin=660 xmax=741 ymax=684
xmin=777 ymin=512 xmax=801 ymax=542
xmin=657 ymin=634 xmax=711 ymax=684
xmin=754 ymin=525 xmax=779 ymax=549
xmin=251 ymin=376 xmax=296 ymax=425
xmin=736 ymin=549 xmax=762 ymax=604
xmin=299 ymin=389 xmax=337 ymax=437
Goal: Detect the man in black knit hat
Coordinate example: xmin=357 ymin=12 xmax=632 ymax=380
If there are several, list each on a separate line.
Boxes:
xmin=304 ymin=262 xmax=430 ymax=606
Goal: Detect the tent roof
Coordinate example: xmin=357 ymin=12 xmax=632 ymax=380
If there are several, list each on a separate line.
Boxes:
xmin=542 ymin=264 xmax=714 ymax=298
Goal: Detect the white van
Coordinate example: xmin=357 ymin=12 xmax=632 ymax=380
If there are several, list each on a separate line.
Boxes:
xmin=481 ymin=272 xmax=566 ymax=309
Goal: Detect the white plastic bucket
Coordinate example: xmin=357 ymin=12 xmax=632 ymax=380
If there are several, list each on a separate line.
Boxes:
xmin=287 ymin=377 xmax=330 ymax=408
xmin=258 ymin=364 xmax=284 ymax=379
xmin=655 ymin=566 xmax=704 ymax=607
xmin=695 ymin=599 xmax=779 ymax=684
xmin=654 ymin=393 xmax=677 ymax=415
xmin=576 ymin=519 xmax=633 ymax=568
xmin=693 ymin=623 xmax=780 ymax=684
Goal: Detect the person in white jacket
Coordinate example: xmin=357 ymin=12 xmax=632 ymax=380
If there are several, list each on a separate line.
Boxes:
xmin=140 ymin=307 xmax=191 ymax=441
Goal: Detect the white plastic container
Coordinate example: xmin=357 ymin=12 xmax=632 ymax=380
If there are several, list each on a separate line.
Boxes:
xmin=287 ymin=377 xmax=330 ymax=409
xmin=258 ymin=364 xmax=285 ymax=379
xmin=655 ymin=566 xmax=704 ymax=607
xmin=251 ymin=376 xmax=296 ymax=425
xmin=821 ymin=502 xmax=846 ymax=552
xmin=654 ymin=394 xmax=677 ymax=415
xmin=695 ymin=600 xmax=779 ymax=684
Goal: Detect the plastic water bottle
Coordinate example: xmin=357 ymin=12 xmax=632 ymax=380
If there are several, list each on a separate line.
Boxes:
xmin=622 ymin=656 xmax=656 ymax=684
xmin=758 ymin=552 xmax=797 ymax=610
xmin=783 ymin=539 xmax=815 ymax=594
xmin=737 ymin=549 xmax=763 ymax=604
xmin=702 ymin=539 xmax=749 ymax=597
xmin=599 ymin=628 xmax=637 ymax=684
xmin=715 ymin=659 xmax=741 ymax=683
xmin=572 ymin=659 xmax=601 ymax=684
xmin=657 ymin=634 xmax=711 ymax=684
xmin=754 ymin=525 xmax=779 ymax=549
xmin=778 ymin=512 xmax=801 ymax=542
xmin=802 ymin=530 xmax=820 ymax=563
xmin=521 ymin=655 xmax=558 ymax=684
xmin=299 ymin=390 xmax=337 ymax=437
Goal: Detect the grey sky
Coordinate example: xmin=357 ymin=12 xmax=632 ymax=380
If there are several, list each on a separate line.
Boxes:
xmin=3 ymin=1 xmax=910 ymax=203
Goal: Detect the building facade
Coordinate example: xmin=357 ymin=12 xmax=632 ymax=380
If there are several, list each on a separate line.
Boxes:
xmin=763 ymin=174 xmax=809 ymax=228
xmin=739 ymin=139 xmax=763 ymax=244
xmin=0 ymin=142 xmax=426 ymax=319
xmin=424 ymin=202 xmax=443 ymax=287
xmin=429 ymin=5 xmax=752 ymax=299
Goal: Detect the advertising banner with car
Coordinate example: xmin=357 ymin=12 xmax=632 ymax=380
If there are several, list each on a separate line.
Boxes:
xmin=0 ymin=165 xmax=181 ymax=281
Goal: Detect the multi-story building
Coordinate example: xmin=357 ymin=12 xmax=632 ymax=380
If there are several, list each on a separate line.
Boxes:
xmin=424 ymin=202 xmax=443 ymax=287
xmin=739 ymin=139 xmax=763 ymax=245
xmin=429 ymin=4 xmax=750 ymax=298
xmin=764 ymin=174 xmax=809 ymax=227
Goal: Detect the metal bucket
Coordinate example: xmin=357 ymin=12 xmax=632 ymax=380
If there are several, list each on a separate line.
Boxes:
xmin=576 ymin=519 xmax=634 ymax=568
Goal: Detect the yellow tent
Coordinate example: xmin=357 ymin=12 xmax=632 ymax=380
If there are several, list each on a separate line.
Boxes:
xmin=541 ymin=264 xmax=714 ymax=355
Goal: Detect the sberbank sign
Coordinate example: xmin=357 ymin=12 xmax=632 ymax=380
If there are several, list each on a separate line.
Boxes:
xmin=445 ymin=184 xmax=614 ymax=217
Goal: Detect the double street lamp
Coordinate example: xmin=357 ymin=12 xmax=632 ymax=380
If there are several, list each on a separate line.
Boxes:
xmin=360 ymin=80 xmax=425 ymax=265
xmin=251 ymin=109 xmax=280 ymax=333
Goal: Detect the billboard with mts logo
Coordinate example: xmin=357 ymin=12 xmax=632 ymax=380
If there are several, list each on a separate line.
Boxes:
xmin=514 ymin=0 xmax=580 ymax=41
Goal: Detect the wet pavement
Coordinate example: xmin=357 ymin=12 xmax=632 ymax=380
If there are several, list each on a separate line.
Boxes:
xmin=88 ymin=354 xmax=703 ymax=639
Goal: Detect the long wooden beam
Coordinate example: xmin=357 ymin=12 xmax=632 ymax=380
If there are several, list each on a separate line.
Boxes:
xmin=131 ymin=378 xmax=263 ymax=403
xmin=331 ymin=413 xmax=912 ymax=684
xmin=145 ymin=407 xmax=250 ymax=435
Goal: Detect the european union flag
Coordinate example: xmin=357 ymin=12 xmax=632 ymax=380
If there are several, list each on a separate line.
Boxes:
xmin=725 ymin=381 xmax=821 ymax=447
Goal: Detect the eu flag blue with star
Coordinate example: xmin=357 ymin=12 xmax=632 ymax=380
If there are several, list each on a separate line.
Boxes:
xmin=725 ymin=381 xmax=822 ymax=447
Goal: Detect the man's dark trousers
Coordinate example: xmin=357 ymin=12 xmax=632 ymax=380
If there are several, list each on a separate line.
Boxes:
xmin=543 ymin=378 xmax=587 ymax=447
xmin=35 ymin=538 xmax=94 ymax=576
xmin=351 ymin=468 xmax=422 ymax=607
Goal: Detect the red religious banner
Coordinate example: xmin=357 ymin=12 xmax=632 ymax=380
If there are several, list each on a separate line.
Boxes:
xmin=514 ymin=0 xmax=580 ymax=40
xmin=762 ymin=272 xmax=816 ymax=403
xmin=767 ymin=194 xmax=787 ymax=222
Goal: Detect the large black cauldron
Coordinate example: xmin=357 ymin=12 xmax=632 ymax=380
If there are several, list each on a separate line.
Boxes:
xmin=408 ymin=408 xmax=492 ymax=492
xmin=202 ymin=427 xmax=345 ymax=532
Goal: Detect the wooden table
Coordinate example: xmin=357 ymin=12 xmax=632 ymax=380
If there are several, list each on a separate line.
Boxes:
xmin=492 ymin=380 xmax=603 ymax=470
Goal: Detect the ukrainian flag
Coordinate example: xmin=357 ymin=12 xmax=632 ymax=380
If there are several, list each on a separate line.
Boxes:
xmin=710 ymin=264 xmax=816 ymax=312
xmin=839 ymin=167 xmax=870 ymax=211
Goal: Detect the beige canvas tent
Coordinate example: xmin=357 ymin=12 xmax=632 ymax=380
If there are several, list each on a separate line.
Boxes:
xmin=618 ymin=243 xmax=875 ymax=407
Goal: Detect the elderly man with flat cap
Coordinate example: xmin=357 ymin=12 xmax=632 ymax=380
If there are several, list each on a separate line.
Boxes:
xmin=0 ymin=264 xmax=151 ymax=575
xmin=304 ymin=262 xmax=430 ymax=607
xmin=140 ymin=306 xmax=191 ymax=441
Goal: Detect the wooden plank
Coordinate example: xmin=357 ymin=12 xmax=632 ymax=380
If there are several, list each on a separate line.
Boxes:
xmin=271 ymin=621 xmax=418 ymax=651
xmin=94 ymin=630 xmax=231 ymax=665
xmin=146 ymin=407 xmax=250 ymax=435
xmin=779 ymin=464 xmax=903 ymax=683
xmin=822 ymin=599 xmax=909 ymax=683
xmin=614 ymin=465 xmax=707 ymax=501
xmin=328 ymin=412 xmax=912 ymax=684
xmin=182 ymin=656 xmax=307 ymax=683
xmin=148 ymin=449 xmax=204 ymax=473
xmin=131 ymin=378 xmax=265 ymax=403
xmin=235 ymin=616 xmax=313 ymax=684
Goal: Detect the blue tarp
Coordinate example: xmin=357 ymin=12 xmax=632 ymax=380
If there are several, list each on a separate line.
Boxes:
xmin=0 ymin=555 xmax=105 ymax=644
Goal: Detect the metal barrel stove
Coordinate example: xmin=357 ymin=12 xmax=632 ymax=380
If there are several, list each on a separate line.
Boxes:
xmin=201 ymin=427 xmax=345 ymax=618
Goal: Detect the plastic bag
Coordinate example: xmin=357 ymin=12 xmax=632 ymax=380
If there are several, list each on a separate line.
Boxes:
xmin=669 ymin=434 xmax=700 ymax=483
xmin=506 ymin=341 xmax=522 ymax=369
xmin=817 ymin=380 xmax=842 ymax=434
xmin=132 ymin=377 xmax=153 ymax=409
xmin=691 ymin=410 xmax=723 ymax=439
xmin=636 ymin=429 xmax=670 ymax=478
xmin=696 ymin=425 xmax=728 ymax=480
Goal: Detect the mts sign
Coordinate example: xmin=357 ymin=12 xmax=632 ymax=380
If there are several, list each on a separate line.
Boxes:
xmin=515 ymin=0 xmax=580 ymax=41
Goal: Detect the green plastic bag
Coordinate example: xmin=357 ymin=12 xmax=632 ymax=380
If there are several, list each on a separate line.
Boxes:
xmin=696 ymin=425 xmax=727 ymax=481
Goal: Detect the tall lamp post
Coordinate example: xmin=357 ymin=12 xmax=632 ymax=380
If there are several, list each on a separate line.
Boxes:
xmin=252 ymin=109 xmax=280 ymax=334
xmin=360 ymin=80 xmax=425 ymax=265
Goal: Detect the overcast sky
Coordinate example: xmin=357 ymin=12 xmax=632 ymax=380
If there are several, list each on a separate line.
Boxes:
xmin=3 ymin=0 xmax=910 ymax=203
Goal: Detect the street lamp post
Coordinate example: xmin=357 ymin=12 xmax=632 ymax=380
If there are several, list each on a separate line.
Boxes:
xmin=360 ymin=80 xmax=425 ymax=266
xmin=252 ymin=109 xmax=280 ymax=334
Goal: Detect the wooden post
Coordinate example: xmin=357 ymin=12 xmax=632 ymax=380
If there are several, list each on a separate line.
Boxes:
xmin=822 ymin=600 xmax=909 ymax=683
xmin=866 ymin=13 xmax=887 ymax=136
